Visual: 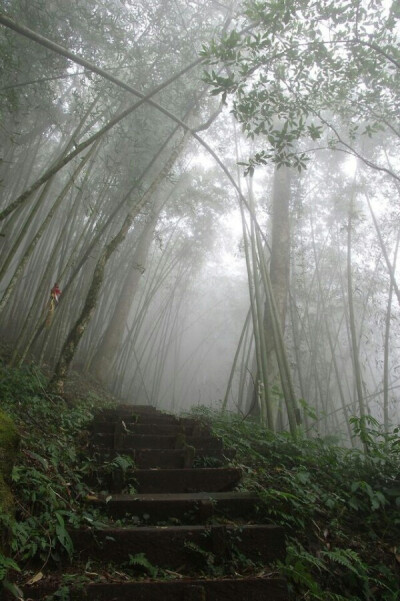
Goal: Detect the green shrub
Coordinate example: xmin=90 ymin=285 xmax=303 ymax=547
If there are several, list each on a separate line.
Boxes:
xmin=191 ymin=407 xmax=400 ymax=601
xmin=0 ymin=363 xmax=111 ymax=573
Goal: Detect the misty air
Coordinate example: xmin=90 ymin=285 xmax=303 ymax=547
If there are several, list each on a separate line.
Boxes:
xmin=0 ymin=1 xmax=399 ymax=599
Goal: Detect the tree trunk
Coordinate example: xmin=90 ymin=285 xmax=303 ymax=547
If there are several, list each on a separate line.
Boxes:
xmin=90 ymin=209 xmax=160 ymax=385
xmin=245 ymin=166 xmax=292 ymax=420
xmin=347 ymin=198 xmax=366 ymax=420
xmin=49 ymin=131 xmax=189 ymax=393
xmin=383 ymin=233 xmax=399 ymax=432
xmin=268 ymin=165 xmax=291 ymax=330
xmin=48 ymin=212 xmax=134 ymax=394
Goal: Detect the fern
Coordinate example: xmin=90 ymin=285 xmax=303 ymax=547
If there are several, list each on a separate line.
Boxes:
xmin=325 ymin=594 xmax=357 ymax=601
xmin=183 ymin=540 xmax=217 ymax=571
xmin=184 ymin=540 xmax=209 ymax=557
xmin=321 ymin=548 xmax=368 ymax=579
xmin=0 ymin=554 xmax=20 ymax=582
xmin=279 ymin=543 xmax=326 ymax=597
xmin=106 ymin=454 xmax=135 ymax=473
xmin=44 ymin=584 xmax=70 ymax=601
xmin=127 ymin=553 xmax=158 ymax=578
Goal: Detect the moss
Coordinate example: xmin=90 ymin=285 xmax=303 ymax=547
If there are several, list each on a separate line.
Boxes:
xmin=0 ymin=473 xmax=14 ymax=554
xmin=0 ymin=410 xmax=19 ymax=482
xmin=0 ymin=473 xmax=13 ymax=514
xmin=0 ymin=411 xmax=19 ymax=555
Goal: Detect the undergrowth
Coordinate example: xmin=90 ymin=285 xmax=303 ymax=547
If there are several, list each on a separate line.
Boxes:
xmin=192 ymin=407 xmax=400 ymax=601
xmin=0 ymin=362 xmax=113 ymax=595
xmin=2 ymin=361 xmax=400 ymax=600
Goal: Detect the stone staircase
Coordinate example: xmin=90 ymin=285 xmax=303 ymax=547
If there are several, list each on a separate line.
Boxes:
xmin=26 ymin=405 xmax=289 ymax=600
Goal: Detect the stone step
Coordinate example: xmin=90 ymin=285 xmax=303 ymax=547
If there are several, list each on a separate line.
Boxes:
xmin=91 ymin=421 xmax=210 ymax=436
xmin=11 ymin=407 xmax=289 ymax=601
xmin=93 ymin=406 xmax=160 ymax=422
xmin=84 ymin=457 xmax=240 ymax=493
xmin=21 ymin=576 xmax=289 ymax=600
xmin=134 ymin=414 xmax=194 ymax=424
xmin=90 ymin=491 xmax=260 ymax=522
xmin=72 ymin=523 xmax=285 ymax=568
xmin=133 ymin=467 xmax=242 ymax=494
xmin=93 ymin=448 xmax=235 ymax=469
xmin=94 ymin=409 xmax=192 ymax=425
xmin=97 ymin=405 xmax=159 ymax=416
xmin=91 ymin=433 xmax=223 ymax=450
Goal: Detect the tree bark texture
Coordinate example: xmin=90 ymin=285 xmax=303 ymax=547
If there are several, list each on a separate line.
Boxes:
xmin=90 ymin=210 xmax=159 ymax=384
xmin=48 ymin=215 xmax=133 ymax=394
xmin=264 ymin=165 xmax=291 ymax=345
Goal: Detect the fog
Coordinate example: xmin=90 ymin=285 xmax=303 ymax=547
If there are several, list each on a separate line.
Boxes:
xmin=0 ymin=0 xmax=399 ymax=443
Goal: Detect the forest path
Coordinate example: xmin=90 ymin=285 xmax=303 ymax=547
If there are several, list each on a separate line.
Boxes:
xmin=27 ymin=405 xmax=289 ymax=600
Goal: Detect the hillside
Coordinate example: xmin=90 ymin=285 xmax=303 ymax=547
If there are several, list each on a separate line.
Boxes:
xmin=1 ymin=361 xmax=400 ymax=600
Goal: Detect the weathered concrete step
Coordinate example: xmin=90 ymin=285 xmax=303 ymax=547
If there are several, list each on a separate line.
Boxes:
xmin=91 ymin=421 xmax=210 ymax=436
xmin=21 ymin=576 xmax=289 ymax=600
xmin=91 ymin=433 xmax=223 ymax=450
xmin=133 ymin=467 xmax=242 ymax=494
xmin=91 ymin=491 xmax=260 ymax=522
xmin=93 ymin=448 xmax=235 ymax=469
xmin=72 ymin=524 xmax=285 ymax=567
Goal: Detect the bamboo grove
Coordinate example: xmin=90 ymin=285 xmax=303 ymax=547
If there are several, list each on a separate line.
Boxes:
xmin=0 ymin=0 xmax=399 ymax=443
